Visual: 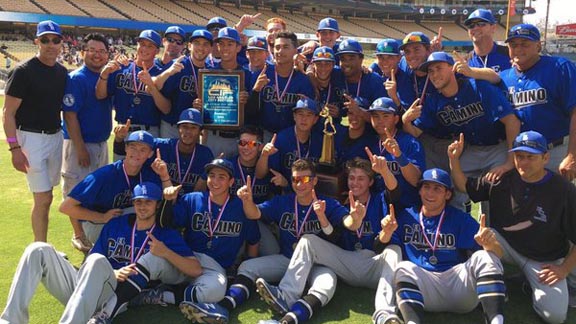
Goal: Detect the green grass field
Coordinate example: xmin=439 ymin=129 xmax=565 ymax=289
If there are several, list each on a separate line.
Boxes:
xmin=0 ymin=95 xmax=573 ymax=323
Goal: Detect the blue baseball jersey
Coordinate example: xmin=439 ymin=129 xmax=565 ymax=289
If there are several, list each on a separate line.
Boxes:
xmin=62 ymin=66 xmax=113 ymax=143
xmin=155 ymin=138 xmax=214 ymax=194
xmin=339 ymin=191 xmax=388 ymax=251
xmin=229 ymin=156 xmax=271 ymax=204
xmin=268 ymin=126 xmax=324 ymax=183
xmin=415 ymin=78 xmax=514 ymax=145
xmin=390 ymin=205 xmax=481 ymax=272
xmin=335 ymin=124 xmax=376 ymax=166
xmin=106 ymin=61 xmax=164 ymax=126
xmin=369 ymin=62 xmax=383 ymax=76
xmin=160 ymin=56 xmax=202 ymax=125
xmin=331 ymin=69 xmax=387 ymax=105
xmin=91 ymin=214 xmax=194 ymax=270
xmin=302 ymin=43 xmax=340 ymax=65
xmin=173 ymin=192 xmax=260 ymax=268
xmin=252 ymin=64 xmax=315 ymax=133
xmin=499 ymin=55 xmax=576 ymax=142
xmin=154 ymin=57 xmax=173 ymax=72
xmin=258 ymin=193 xmax=349 ymax=258
xmin=397 ymin=57 xmax=439 ymax=109
xmin=68 ymin=160 xmax=161 ymax=213
xmin=365 ymin=131 xmax=425 ymax=208
xmin=468 ymin=43 xmax=511 ymax=72
xmin=368 ymin=63 xmax=413 ymax=110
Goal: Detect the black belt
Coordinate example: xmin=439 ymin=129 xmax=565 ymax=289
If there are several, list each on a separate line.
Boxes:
xmin=18 ymin=126 xmax=61 ymax=134
xmin=212 ymin=130 xmax=238 ymax=139
xmin=548 ymin=137 xmax=566 ymax=150
xmin=129 ymin=125 xmax=153 ymax=131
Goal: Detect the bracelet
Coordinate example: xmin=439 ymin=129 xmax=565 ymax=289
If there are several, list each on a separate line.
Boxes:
xmin=395 ymin=153 xmax=410 ymax=167
xmin=321 ymin=223 xmax=334 ymax=235
xmin=6 ymin=137 xmax=17 ymax=144
xmin=161 ymin=179 xmax=171 ymax=183
xmin=8 ymin=145 xmax=21 ymax=151
xmin=99 ymin=75 xmax=108 ymax=81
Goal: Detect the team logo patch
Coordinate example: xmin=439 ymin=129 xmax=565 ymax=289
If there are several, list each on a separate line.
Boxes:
xmin=63 ymin=94 xmax=75 ymax=107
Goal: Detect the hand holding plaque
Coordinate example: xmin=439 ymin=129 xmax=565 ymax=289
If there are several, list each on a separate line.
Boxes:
xmin=199 ymin=69 xmax=245 ymax=130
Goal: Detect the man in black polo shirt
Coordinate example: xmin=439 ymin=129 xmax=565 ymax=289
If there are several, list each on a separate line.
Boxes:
xmin=3 ymin=20 xmax=68 ymax=242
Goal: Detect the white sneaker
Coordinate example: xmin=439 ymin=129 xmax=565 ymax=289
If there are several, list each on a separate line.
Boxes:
xmin=71 ymin=234 xmax=93 ymax=252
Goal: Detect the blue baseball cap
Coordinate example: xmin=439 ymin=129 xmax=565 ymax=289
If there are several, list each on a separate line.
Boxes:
xmin=177 ymin=108 xmax=203 ymax=126
xmin=190 ymin=29 xmax=213 ymax=44
xmin=420 ymin=168 xmax=453 ymax=189
xmin=311 ymin=46 xmax=336 ymax=62
xmin=36 ymin=20 xmax=62 ymax=37
xmin=207 ymin=17 xmax=227 ymax=30
xmin=418 ymin=51 xmax=455 ymax=72
xmin=132 ymin=182 xmax=162 ymax=201
xmin=205 ymin=158 xmax=234 ymax=177
xmin=292 ymin=98 xmax=319 ymax=115
xmin=400 ymin=32 xmax=431 ymax=50
xmin=136 ymin=30 xmax=162 ymax=48
xmin=506 ymin=24 xmax=541 ymax=43
xmin=247 ymin=36 xmax=268 ymax=51
xmin=125 ymin=130 xmax=155 ymax=149
xmin=317 ymin=17 xmax=339 ymax=32
xmin=165 ymin=26 xmax=185 ymax=39
xmin=376 ymin=39 xmax=400 ymax=56
xmin=509 ymin=131 xmax=548 ymax=154
xmin=368 ymin=97 xmax=399 ymax=115
xmin=216 ymin=27 xmax=240 ymax=44
xmin=353 ymin=97 xmax=369 ymax=110
xmin=464 ymin=9 xmax=496 ymax=26
xmin=336 ymin=39 xmax=363 ymax=57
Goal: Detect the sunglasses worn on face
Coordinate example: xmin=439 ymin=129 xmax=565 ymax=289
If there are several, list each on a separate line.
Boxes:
xmin=237 ymin=139 xmax=262 ymax=148
xmin=292 ymin=175 xmax=315 ymax=184
xmin=40 ymin=37 xmax=62 ymax=45
xmin=86 ymin=48 xmax=108 ymax=55
xmin=466 ymin=22 xmax=489 ymax=30
xmin=166 ymin=37 xmax=184 ymax=46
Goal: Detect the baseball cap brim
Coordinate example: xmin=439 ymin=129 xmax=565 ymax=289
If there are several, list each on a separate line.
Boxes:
xmin=205 ymin=164 xmax=234 ymax=177
xmin=505 ymin=35 xmax=539 ymax=43
xmin=509 ymin=146 xmax=546 ymax=154
xmin=136 ymin=37 xmax=160 ymax=47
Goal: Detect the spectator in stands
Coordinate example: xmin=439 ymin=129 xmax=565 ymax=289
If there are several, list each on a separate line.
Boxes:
xmin=464 ymin=9 xmax=511 ymax=72
xmin=3 ymin=20 xmax=68 ymax=242
xmin=156 ymin=26 xmax=186 ymax=71
xmin=5 ymin=55 xmax=11 ymax=69
xmin=61 ymin=33 xmax=114 ymax=253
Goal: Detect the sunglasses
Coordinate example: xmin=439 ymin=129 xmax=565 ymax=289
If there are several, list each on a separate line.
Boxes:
xmin=513 ymin=140 xmax=546 ymax=152
xmin=466 ymin=22 xmax=489 ymax=30
xmin=237 ymin=139 xmax=262 ymax=148
xmin=166 ymin=37 xmax=184 ymax=45
xmin=86 ymin=48 xmax=108 ymax=55
xmin=292 ymin=175 xmax=315 ymax=184
xmin=39 ymin=37 xmax=62 ymax=45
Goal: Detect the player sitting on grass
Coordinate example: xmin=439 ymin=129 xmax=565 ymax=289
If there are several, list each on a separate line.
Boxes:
xmin=372 ymin=168 xmax=506 ymax=324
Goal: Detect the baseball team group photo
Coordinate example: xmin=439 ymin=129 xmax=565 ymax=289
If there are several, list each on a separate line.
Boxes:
xmin=1 ymin=0 xmax=576 ymax=323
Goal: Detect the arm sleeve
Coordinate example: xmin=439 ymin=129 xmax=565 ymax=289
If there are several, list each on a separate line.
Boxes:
xmin=5 ymin=66 xmax=28 ymax=99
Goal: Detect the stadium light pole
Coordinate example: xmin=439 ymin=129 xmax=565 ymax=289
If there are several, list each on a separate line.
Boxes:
xmin=543 ymin=0 xmax=551 ymax=50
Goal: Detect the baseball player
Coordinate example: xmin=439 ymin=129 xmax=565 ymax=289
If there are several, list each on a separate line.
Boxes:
xmin=402 ymin=52 xmax=520 ymax=211
xmin=246 ymin=36 xmax=269 ymax=73
xmin=59 ymin=130 xmax=169 ymax=245
xmin=263 ymin=17 xmax=287 ymax=61
xmin=1 ymin=182 xmax=197 ymax=324
xmin=254 ymin=156 xmax=400 ymax=324
xmin=61 ymin=33 xmax=113 ymax=252
xmin=499 ymin=24 xmax=576 ymax=180
xmin=96 ymin=29 xmax=171 ymax=142
xmin=464 ymin=9 xmax=511 ymax=72
xmin=449 ymin=130 xmax=576 ymax=323
xmin=336 ymin=97 xmax=376 ymax=166
xmin=154 ymin=29 xmax=213 ymax=138
xmin=372 ymin=168 xmax=506 ymax=324
xmin=368 ymin=39 xmax=411 ymax=110
xmin=298 ymin=17 xmax=341 ymax=65
xmin=180 ymin=159 xmax=366 ymax=323
xmin=155 ymin=26 xmax=186 ymax=71
xmin=255 ymin=98 xmax=324 ymax=189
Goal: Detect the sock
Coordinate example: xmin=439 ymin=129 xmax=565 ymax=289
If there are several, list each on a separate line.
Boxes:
xmin=162 ymin=291 xmax=175 ymax=304
xmin=395 ymin=282 xmax=424 ymax=323
xmin=477 ymin=274 xmax=506 ymax=323
xmin=219 ymin=275 xmax=254 ymax=311
xmin=464 ymin=200 xmax=472 ymax=213
xmin=110 ymin=263 xmax=150 ymax=316
xmin=286 ymin=294 xmax=321 ymax=323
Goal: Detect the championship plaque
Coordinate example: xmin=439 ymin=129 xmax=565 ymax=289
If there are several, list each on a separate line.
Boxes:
xmin=198 ymin=69 xmax=244 ymax=130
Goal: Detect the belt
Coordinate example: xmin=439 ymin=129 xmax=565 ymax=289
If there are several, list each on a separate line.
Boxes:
xmin=548 ymin=137 xmax=567 ymax=150
xmin=129 ymin=125 xmax=153 ymax=131
xmin=18 ymin=125 xmax=61 ymax=134
xmin=212 ymin=130 xmax=239 ymax=139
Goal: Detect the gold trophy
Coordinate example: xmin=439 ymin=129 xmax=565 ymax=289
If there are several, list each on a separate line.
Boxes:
xmin=319 ymin=105 xmax=336 ymax=166
xmin=316 ymin=104 xmax=345 ymax=201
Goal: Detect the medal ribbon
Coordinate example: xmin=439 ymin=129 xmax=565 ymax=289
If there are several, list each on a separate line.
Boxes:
xmin=191 ymin=61 xmax=198 ymax=92
xmin=130 ymin=222 xmax=156 ymax=263
xmin=355 ymin=195 xmax=371 ymax=240
xmin=294 ymin=126 xmax=311 ymax=159
xmin=294 ymin=197 xmax=314 ymax=239
xmin=122 ymin=161 xmax=143 ymax=189
xmin=175 ymin=141 xmax=196 ymax=184
xmin=237 ymin=158 xmax=256 ymax=191
xmin=207 ymin=196 xmax=230 ymax=239
xmin=345 ymin=76 xmax=361 ymax=97
xmin=419 ymin=208 xmax=446 ymax=255
xmin=274 ymin=68 xmax=294 ymax=103
xmin=132 ymin=62 xmax=139 ymax=95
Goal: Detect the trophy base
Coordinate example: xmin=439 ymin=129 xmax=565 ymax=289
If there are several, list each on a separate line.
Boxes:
xmin=315 ymin=170 xmax=346 ymax=202
xmin=316 ymin=162 xmax=339 ymax=175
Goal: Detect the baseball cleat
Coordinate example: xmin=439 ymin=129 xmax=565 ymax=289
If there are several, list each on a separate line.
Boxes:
xmin=179 ymin=301 xmax=229 ymax=324
xmin=86 ymin=310 xmax=112 ymax=324
xmin=129 ymin=284 xmax=169 ymax=307
xmin=71 ymin=234 xmax=93 ymax=252
xmin=257 ymin=320 xmax=281 ymax=324
xmin=256 ymin=278 xmax=289 ymax=315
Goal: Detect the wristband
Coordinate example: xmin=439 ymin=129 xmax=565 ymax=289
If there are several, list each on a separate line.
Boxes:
xmin=99 ymin=75 xmax=108 ymax=81
xmin=8 ymin=145 xmax=21 ymax=151
xmin=161 ymin=179 xmax=171 ymax=183
xmin=321 ymin=223 xmax=334 ymax=235
xmin=6 ymin=137 xmax=17 ymax=144
xmin=395 ymin=153 xmax=409 ymax=167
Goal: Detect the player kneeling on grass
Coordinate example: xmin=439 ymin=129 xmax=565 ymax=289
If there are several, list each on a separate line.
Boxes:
xmin=254 ymin=155 xmax=401 ymax=324
xmin=449 ymin=130 xmax=576 ymax=324
xmin=372 ymin=168 xmax=506 ymax=324
xmin=180 ymin=159 xmax=366 ymax=324
xmin=0 ymin=182 xmax=200 ymax=324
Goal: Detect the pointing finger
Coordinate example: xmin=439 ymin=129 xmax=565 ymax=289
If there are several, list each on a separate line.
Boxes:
xmin=390 ymin=69 xmax=396 ymax=82
xmin=126 ymin=119 xmax=132 ymax=129
xmin=253 ymin=13 xmax=262 ymax=19
xmin=389 ymin=204 xmax=396 ymax=222
xmin=384 ymin=127 xmax=393 ymax=139
xmin=260 ymin=63 xmax=268 ymax=75
xmin=459 ymin=132 xmax=464 ymax=145
xmin=217 ymin=152 xmax=225 ymax=159
xmin=452 ymin=50 xmax=465 ymax=63
xmin=364 ymin=146 xmax=375 ymax=161
xmin=269 ymin=168 xmax=280 ymax=176
xmin=147 ymin=231 xmax=157 ymax=241
xmin=409 ymin=98 xmax=421 ymax=110
xmin=437 ymin=27 xmax=443 ymax=40
xmin=348 ymin=190 xmax=355 ymax=205
xmin=312 ymin=189 xmax=318 ymax=201
xmin=270 ymin=133 xmax=277 ymax=145
xmin=176 ymin=55 xmax=186 ymax=63
xmin=246 ymin=174 xmax=252 ymax=191
xmin=479 ymin=213 xmax=486 ymax=229
xmin=156 ymin=148 xmax=162 ymax=160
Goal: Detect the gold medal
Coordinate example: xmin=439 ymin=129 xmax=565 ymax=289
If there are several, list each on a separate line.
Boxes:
xmin=354 ymin=242 xmax=363 ymax=250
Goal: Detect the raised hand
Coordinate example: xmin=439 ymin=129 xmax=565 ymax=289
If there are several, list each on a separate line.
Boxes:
xmin=452 ymin=51 xmax=472 ymax=77
xmin=148 ymin=232 xmax=169 ymax=258
xmin=163 ymin=184 xmax=182 ymax=201
xmin=365 ymin=146 xmax=389 ymax=175
xmin=474 ymin=214 xmax=495 ymax=247
xmin=261 ymin=133 xmax=278 ymax=157
xmin=384 ymin=69 xmax=398 ymax=98
xmin=252 ymin=63 xmax=270 ymax=92
xmin=380 ymin=204 xmax=398 ymax=234
xmin=349 ymin=190 xmax=366 ymax=222
xmin=293 ymin=53 xmax=308 ymax=73
xmin=138 ymin=62 xmax=154 ymax=88
xmin=447 ymin=133 xmax=465 ymax=160
xmin=312 ymin=189 xmax=326 ymax=216
xmin=167 ymin=55 xmax=185 ymax=76
xmin=402 ymin=98 xmax=422 ymax=124
xmin=151 ymin=148 xmax=169 ymax=178
xmin=113 ymin=118 xmax=132 ymax=141
xmin=430 ymin=27 xmax=443 ymax=52
xmin=237 ymin=13 xmax=262 ymax=31
xmin=237 ymin=174 xmax=254 ymax=202
xmin=383 ymin=127 xmax=401 ymax=157
xmin=343 ymin=93 xmax=360 ymax=111
xmin=270 ymin=169 xmax=288 ymax=187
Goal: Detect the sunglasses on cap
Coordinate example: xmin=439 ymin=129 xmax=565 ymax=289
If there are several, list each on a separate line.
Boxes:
xmin=466 ymin=21 xmax=489 ymax=30
xmin=513 ymin=139 xmax=547 ymax=152
xmin=166 ymin=37 xmax=184 ymax=46
xmin=237 ymin=139 xmax=262 ymax=148
xmin=39 ymin=37 xmax=62 ymax=45
xmin=315 ymin=51 xmax=334 ymax=59
xmin=292 ymin=175 xmax=315 ymax=184
xmin=208 ymin=27 xmax=222 ymax=33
